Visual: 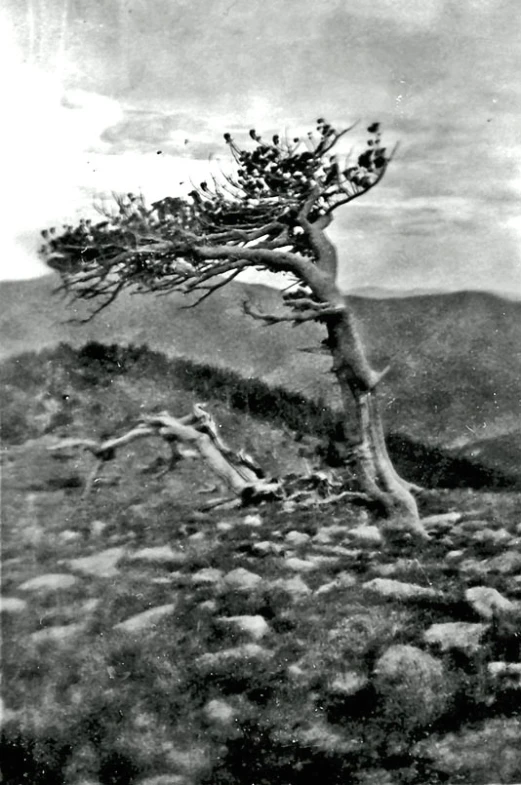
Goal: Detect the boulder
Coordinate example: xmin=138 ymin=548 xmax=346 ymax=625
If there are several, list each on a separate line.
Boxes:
xmin=363 ymin=578 xmax=439 ymax=601
xmin=127 ymin=545 xmax=187 ymax=567
xmin=223 ymin=568 xmax=263 ymax=591
xmin=19 ymin=573 xmax=78 ymax=591
xmin=374 ymin=644 xmax=451 ymax=733
xmin=68 ymin=547 xmax=126 ymax=578
xmin=423 ymin=621 xmax=489 ymax=656
xmin=465 ymin=585 xmax=517 ymax=619
xmin=219 ymin=614 xmax=270 ymax=641
xmin=114 ymin=603 xmax=178 ymax=633
xmin=1 ymin=597 xmax=28 ymax=614
xmin=414 ymin=718 xmax=521 ymax=783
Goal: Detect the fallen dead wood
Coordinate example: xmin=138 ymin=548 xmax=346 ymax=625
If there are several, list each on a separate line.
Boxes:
xmin=49 ymin=404 xmax=368 ymax=509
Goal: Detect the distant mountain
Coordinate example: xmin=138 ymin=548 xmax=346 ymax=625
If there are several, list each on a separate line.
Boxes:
xmin=1 ymin=275 xmax=520 ymax=462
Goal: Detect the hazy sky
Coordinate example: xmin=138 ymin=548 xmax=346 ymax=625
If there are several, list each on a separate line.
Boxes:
xmin=1 ymin=0 xmax=520 ymax=294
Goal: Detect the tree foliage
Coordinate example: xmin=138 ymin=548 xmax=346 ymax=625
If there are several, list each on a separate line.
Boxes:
xmin=41 ymin=119 xmax=395 ymax=320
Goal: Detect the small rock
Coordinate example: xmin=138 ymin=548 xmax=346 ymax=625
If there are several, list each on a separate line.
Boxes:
xmin=457 ymin=518 xmax=491 ymax=533
xmin=329 ymin=671 xmax=369 ymax=696
xmin=465 ymin=585 xmax=517 ymax=619
xmin=216 ymin=521 xmax=234 ymax=533
xmin=19 ymin=573 xmax=78 ymax=592
xmin=219 ymin=614 xmax=270 ymax=641
xmin=362 ymin=578 xmax=439 ymax=601
xmin=198 ymin=600 xmax=218 ymax=613
xmin=445 ymin=550 xmax=465 ymax=564
xmin=192 ymin=567 xmax=224 ymax=585
xmin=488 ymin=661 xmax=521 ymax=688
xmin=224 ymin=567 xmax=262 ymax=591
xmin=29 ymin=622 xmax=85 ymax=645
xmin=312 ymin=525 xmax=346 ymax=544
xmin=1 ymin=597 xmax=28 ymax=614
xmin=315 ymin=571 xmax=357 ymax=595
xmin=374 ymin=644 xmax=450 ymax=731
xmin=90 ymin=519 xmax=107 ymax=537
xmin=204 ymin=699 xmax=235 ymax=724
xmin=114 ymin=603 xmax=177 ymax=633
xmin=242 ymin=514 xmax=263 ymax=527
xmin=285 ymin=531 xmax=311 ymax=547
xmin=269 ymin=576 xmax=312 ymax=599
xmin=284 ymin=557 xmax=317 ymax=572
xmin=413 ymin=718 xmax=521 ymax=783
xmin=346 ymin=525 xmax=383 ymax=548
xmin=458 ymin=558 xmax=490 ymax=579
xmin=68 ymin=547 xmax=126 ymax=578
xmin=127 ymin=545 xmax=187 ymax=567
xmin=471 ymin=527 xmax=513 ymax=554
xmin=421 ymin=512 xmax=462 ymax=530
xmin=58 ymin=529 xmax=82 ymax=544
xmin=252 ymin=540 xmax=283 ymax=555
xmin=371 ymin=557 xmax=421 ymax=578
xmin=486 ymin=549 xmax=521 ymax=575
xmin=424 ymin=621 xmax=489 ymax=655
xmin=196 ymin=643 xmax=273 ymax=669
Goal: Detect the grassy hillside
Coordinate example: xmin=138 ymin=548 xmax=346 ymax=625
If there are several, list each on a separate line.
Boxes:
xmin=2 ymin=343 xmax=521 ymax=785
xmin=1 ymin=275 xmax=520 ymax=454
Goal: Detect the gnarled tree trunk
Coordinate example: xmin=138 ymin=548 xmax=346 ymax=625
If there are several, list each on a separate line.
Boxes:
xmin=326 ymin=306 xmax=429 ymax=540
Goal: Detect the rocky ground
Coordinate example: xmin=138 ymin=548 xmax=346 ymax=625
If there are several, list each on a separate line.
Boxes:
xmin=2 ymin=438 xmax=521 ymax=784
xmin=2 ymin=346 xmax=521 ymax=784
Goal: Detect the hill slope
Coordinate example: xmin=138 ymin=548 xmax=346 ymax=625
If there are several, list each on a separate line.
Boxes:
xmin=1 ymin=275 xmax=520 ymax=455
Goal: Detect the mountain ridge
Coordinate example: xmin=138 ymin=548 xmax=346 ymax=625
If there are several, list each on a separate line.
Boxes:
xmin=1 ymin=274 xmax=520 ymax=460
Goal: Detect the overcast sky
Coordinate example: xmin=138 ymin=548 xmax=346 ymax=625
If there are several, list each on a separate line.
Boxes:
xmin=1 ymin=0 xmax=520 ymax=294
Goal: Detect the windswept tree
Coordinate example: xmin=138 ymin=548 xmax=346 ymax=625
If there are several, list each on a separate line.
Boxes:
xmin=41 ymin=118 xmax=429 ymax=540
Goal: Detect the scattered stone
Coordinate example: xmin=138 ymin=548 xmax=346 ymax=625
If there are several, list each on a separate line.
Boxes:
xmin=465 ymin=585 xmax=517 ymax=619
xmin=252 ymin=540 xmax=283 ymax=555
xmin=346 ymin=525 xmax=383 ymax=548
xmin=127 ymin=545 xmax=187 ymax=567
xmin=315 ymin=571 xmax=357 ymax=595
xmin=329 ymin=670 xmax=369 ymax=696
xmin=1 ymin=597 xmax=28 ymax=614
xmin=285 ymin=530 xmax=311 ymax=547
xmin=224 ymin=567 xmax=262 ymax=591
xmin=445 ymin=549 xmax=465 ymax=564
xmin=58 ymin=529 xmax=82 ymax=545
xmin=424 ymin=621 xmax=489 ymax=656
xmin=204 ymin=699 xmax=235 ymax=724
xmin=458 ymin=558 xmax=491 ymax=579
xmin=196 ymin=643 xmax=273 ymax=669
xmin=68 ymin=547 xmax=126 ymax=578
xmin=362 ymin=578 xmax=439 ymax=601
xmin=414 ymin=718 xmax=521 ymax=783
xmin=219 ymin=614 xmax=270 ymax=641
xmin=198 ymin=600 xmax=218 ymax=613
xmin=191 ymin=567 xmax=224 ymax=585
xmin=312 ymin=525 xmax=346 ymax=544
xmin=216 ymin=521 xmax=234 ymax=533
xmin=457 ymin=519 xmax=491 ymax=533
xmin=90 ymin=520 xmax=107 ymax=537
xmin=114 ymin=603 xmax=178 ymax=633
xmin=283 ymin=557 xmax=317 ymax=572
xmin=29 ymin=622 xmax=85 ymax=645
xmin=19 ymin=573 xmax=78 ymax=592
xmin=374 ymin=644 xmax=450 ymax=731
xmin=242 ymin=514 xmax=263 ymax=527
xmin=486 ymin=549 xmax=521 ymax=575
xmin=371 ymin=558 xmax=421 ymax=578
xmin=305 ymin=554 xmax=341 ymax=567
xmin=421 ymin=512 xmax=462 ymax=530
xmin=269 ymin=576 xmax=311 ymax=599
xmin=488 ymin=661 xmax=521 ymax=688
